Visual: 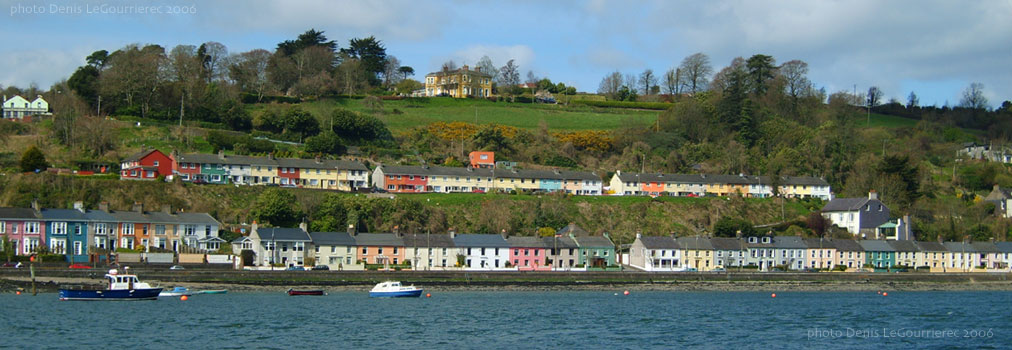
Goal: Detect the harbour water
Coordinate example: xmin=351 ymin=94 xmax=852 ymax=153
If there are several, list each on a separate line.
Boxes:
xmin=2 ymin=291 xmax=1009 ymax=349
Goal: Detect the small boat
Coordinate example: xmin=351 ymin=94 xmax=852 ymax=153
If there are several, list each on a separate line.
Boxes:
xmin=287 ymin=288 xmax=326 ymax=296
xmin=59 ymin=268 xmax=162 ymax=301
xmin=369 ymin=281 xmax=423 ymax=298
xmin=159 ymin=287 xmax=194 ymax=297
xmin=197 ymin=289 xmax=227 ymax=295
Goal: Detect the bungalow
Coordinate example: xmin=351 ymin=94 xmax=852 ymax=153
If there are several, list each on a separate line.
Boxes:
xmin=831 ymin=239 xmax=866 ymax=271
xmin=628 ymin=234 xmax=682 ymax=271
xmin=802 ymin=237 xmax=836 ymax=270
xmin=401 ymin=231 xmax=458 ymax=270
xmin=120 ymin=149 xmax=173 ymax=180
xmin=859 ymin=240 xmax=896 ymax=269
xmin=710 ymin=237 xmax=748 ymax=269
xmin=0 ymin=207 xmax=44 ymax=256
xmin=249 ymin=223 xmax=310 ymax=267
xmin=309 ymin=231 xmax=359 ymax=270
xmin=506 ymin=235 xmax=549 ymax=271
xmin=821 ymin=191 xmax=890 ymax=236
xmin=914 ymin=241 xmax=950 ymax=272
xmin=453 ymin=233 xmax=510 ymax=270
xmin=677 ymin=235 xmax=715 ymax=271
xmin=544 ymin=234 xmax=580 ymax=270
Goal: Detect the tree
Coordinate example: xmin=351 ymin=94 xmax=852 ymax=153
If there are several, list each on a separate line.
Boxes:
xmin=67 ymin=65 xmax=100 ymax=110
xmin=86 ymin=50 xmax=109 ymax=69
xmin=229 ymin=49 xmax=273 ymax=102
xmin=713 ymin=217 xmax=756 ymax=237
xmin=394 ymin=79 xmax=423 ymax=95
xmin=441 ymin=60 xmax=458 ymax=71
xmin=597 ymin=71 xmax=623 ymax=99
xmin=382 ymin=56 xmax=402 ymax=87
xmin=525 ymin=71 xmax=539 ymax=94
xmin=662 ymin=68 xmax=681 ymax=95
xmin=499 ymin=59 xmax=521 ymax=102
xmin=341 ymin=36 xmax=387 ymax=85
xmin=745 ymin=54 xmax=776 ymax=95
xmin=197 ymin=41 xmax=228 ymax=83
xmin=806 ymin=212 xmax=830 ymax=237
xmin=277 ymin=28 xmax=337 ymax=56
xmin=906 ymin=91 xmax=919 ymax=109
xmin=638 ymin=69 xmax=656 ymax=96
xmin=99 ymin=44 xmax=167 ymax=119
xmin=250 ymin=188 xmax=301 ymax=227
xmin=779 ymin=60 xmax=811 ymax=102
xmin=472 ymin=124 xmax=513 ymax=154
xmin=397 ymin=66 xmax=414 ymax=81
xmin=476 ymin=55 xmax=498 ymax=84
xmin=867 ymin=86 xmax=882 ymax=108
xmin=304 ymin=132 xmax=346 ymax=155
xmin=960 ymin=82 xmax=989 ymax=110
xmin=20 ymin=146 xmax=48 ymax=172
xmin=678 ymin=53 xmax=712 ymax=93
xmin=283 ymin=107 xmax=320 ymax=139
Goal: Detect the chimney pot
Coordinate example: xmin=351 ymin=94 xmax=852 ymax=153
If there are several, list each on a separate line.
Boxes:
xmin=99 ymin=202 xmax=109 ymax=212
xmin=73 ymin=201 xmax=85 ymax=213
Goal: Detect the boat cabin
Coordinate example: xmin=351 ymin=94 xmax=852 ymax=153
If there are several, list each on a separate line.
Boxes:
xmin=105 ymin=269 xmax=152 ymax=290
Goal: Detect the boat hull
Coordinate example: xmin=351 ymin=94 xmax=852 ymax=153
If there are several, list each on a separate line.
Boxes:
xmin=59 ymin=288 xmax=162 ymax=301
xmin=287 ymin=290 xmax=325 ymax=296
xmin=370 ymin=289 xmax=423 ymax=298
xmin=199 ymin=290 xmax=227 ymax=294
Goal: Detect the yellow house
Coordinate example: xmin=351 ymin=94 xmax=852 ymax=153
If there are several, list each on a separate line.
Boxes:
xmin=677 ymin=236 xmax=714 ymax=271
xmin=425 ymin=65 xmax=493 ymax=98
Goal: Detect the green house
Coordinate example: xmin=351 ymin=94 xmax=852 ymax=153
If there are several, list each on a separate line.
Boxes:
xmin=559 ymin=223 xmax=616 ymax=268
xmin=859 ymin=240 xmax=896 ymax=270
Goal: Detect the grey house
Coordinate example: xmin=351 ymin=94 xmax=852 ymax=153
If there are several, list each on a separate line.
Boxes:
xmin=249 ymin=224 xmax=311 ymax=267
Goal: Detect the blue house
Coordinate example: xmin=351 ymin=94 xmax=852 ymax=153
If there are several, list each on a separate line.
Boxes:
xmin=40 ymin=206 xmax=90 ymax=263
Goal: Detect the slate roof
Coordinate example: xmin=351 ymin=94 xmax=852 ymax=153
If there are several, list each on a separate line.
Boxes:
xmin=710 ymin=237 xmax=747 ymax=250
xmin=255 ymin=227 xmax=311 ymax=242
xmin=677 ymin=236 xmax=714 ymax=250
xmin=83 ymin=210 xmax=117 ymax=222
xmin=943 ymin=242 xmax=974 ymax=253
xmin=122 ymin=149 xmax=160 ymax=163
xmin=453 ymin=234 xmax=509 ymax=248
xmin=557 ymin=223 xmax=591 ymax=237
xmin=175 ymin=153 xmax=367 ymax=171
xmin=353 ymin=233 xmax=404 ymax=246
xmin=506 ymin=236 xmax=547 ymax=248
xmin=971 ymin=242 xmax=999 ymax=253
xmin=914 ymin=241 xmax=948 ymax=252
xmin=572 ymin=235 xmax=614 ymax=248
xmin=0 ymin=207 xmax=40 ymax=219
xmin=984 ymin=186 xmax=1012 ymax=201
xmin=175 ymin=213 xmax=220 ymax=225
xmin=831 ymin=239 xmax=865 ymax=252
xmin=638 ymin=236 xmax=680 ymax=249
xmin=309 ymin=232 xmax=357 ymax=246
xmin=39 ymin=208 xmax=87 ymax=221
xmin=108 ymin=210 xmax=149 ymax=223
xmin=745 ymin=236 xmax=777 ymax=248
xmin=995 ymin=242 xmax=1012 ymax=253
xmin=888 ymin=240 xmax=920 ymax=252
xmin=773 ymin=236 xmax=807 ymax=249
xmin=821 ymin=198 xmax=872 ymax=212
xmin=542 ymin=235 xmax=579 ymax=249
xmin=802 ymin=238 xmax=836 ymax=249
xmin=401 ymin=233 xmax=456 ymax=248
xmin=860 ymin=240 xmax=896 ymax=252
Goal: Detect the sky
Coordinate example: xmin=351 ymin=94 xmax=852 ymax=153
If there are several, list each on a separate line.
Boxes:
xmin=2 ymin=0 xmax=1009 ymax=108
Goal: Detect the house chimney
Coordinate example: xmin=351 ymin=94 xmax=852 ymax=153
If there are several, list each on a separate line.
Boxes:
xmin=31 ymin=198 xmax=39 ymax=211
xmin=995 ymin=184 xmax=1001 ymax=192
xmin=868 ymin=190 xmax=878 ymax=200
xmin=449 ymin=227 xmax=456 ymax=239
xmin=251 ymin=220 xmax=258 ymax=236
xmin=218 ymin=150 xmax=225 ymax=160
xmin=635 ymin=230 xmax=642 ymax=239
xmin=161 ymin=204 xmax=171 ymax=213
xmin=298 ymin=221 xmax=307 ymax=232
xmin=314 ymin=155 xmax=322 ymax=164
xmin=99 ymin=201 xmax=109 ymax=212
xmin=462 ymin=65 xmax=469 ymax=71
xmin=393 ymin=225 xmax=400 ymax=237
xmin=73 ymin=201 xmax=85 ymax=213
xmin=347 ymin=224 xmax=356 ymax=236
xmin=500 ymin=229 xmax=509 ymax=239
xmin=132 ymin=202 xmax=143 ymax=212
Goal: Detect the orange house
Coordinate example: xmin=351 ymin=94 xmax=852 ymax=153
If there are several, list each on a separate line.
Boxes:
xmin=468 ymin=151 xmax=495 ymax=168
xmin=642 ymin=181 xmax=665 ymax=196
xmin=354 ymin=232 xmax=406 ymax=266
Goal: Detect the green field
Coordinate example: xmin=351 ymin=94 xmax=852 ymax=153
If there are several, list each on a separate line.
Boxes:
xmin=249 ymin=97 xmax=660 ymax=132
xmin=862 ymin=112 xmax=918 ymax=128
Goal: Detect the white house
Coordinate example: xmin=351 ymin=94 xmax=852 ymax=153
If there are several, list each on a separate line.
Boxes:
xmin=452 ymin=233 xmax=510 ymax=270
xmin=249 ymin=223 xmax=310 ymax=268
xmin=628 ymin=234 xmax=683 ymax=271
xmin=2 ymin=95 xmax=50 ymax=119
xmin=821 ymin=191 xmax=891 ymax=236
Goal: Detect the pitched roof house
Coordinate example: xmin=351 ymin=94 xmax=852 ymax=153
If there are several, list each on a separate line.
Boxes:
xmin=822 ymin=191 xmax=890 ymax=236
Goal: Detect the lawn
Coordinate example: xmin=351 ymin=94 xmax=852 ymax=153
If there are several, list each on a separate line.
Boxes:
xmin=249 ymin=97 xmax=660 ymax=132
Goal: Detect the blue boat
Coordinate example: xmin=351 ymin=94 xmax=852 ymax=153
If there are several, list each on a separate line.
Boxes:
xmin=369 ymin=281 xmax=423 ymax=298
xmin=59 ymin=268 xmax=162 ymax=301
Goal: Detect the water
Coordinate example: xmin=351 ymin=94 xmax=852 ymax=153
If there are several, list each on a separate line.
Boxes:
xmin=1 ymin=291 xmax=1009 ymax=349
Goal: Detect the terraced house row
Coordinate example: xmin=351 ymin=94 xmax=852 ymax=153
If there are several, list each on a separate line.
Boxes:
xmin=240 ymin=223 xmax=617 ymax=271
xmin=609 ymin=171 xmax=832 ymax=199
xmin=0 ymin=202 xmax=221 ymax=263
xmin=120 ymin=149 xmax=369 ymax=191
xmin=372 ymin=164 xmax=605 ymax=195
xmin=629 ymin=234 xmax=1012 ymax=273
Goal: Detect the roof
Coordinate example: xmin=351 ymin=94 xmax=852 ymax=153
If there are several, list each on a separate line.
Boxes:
xmin=914 ymin=241 xmax=947 ymax=252
xmin=107 ymin=210 xmax=149 ymax=223
xmin=231 ymin=236 xmax=252 ymax=243
xmin=256 ymin=227 xmax=311 ymax=242
xmin=425 ymin=67 xmax=492 ymax=78
xmin=943 ymin=242 xmax=974 ymax=252
xmin=83 ymin=210 xmax=116 ymax=222
xmin=802 ymin=238 xmax=836 ymax=249
xmin=638 ymin=236 xmax=680 ymax=249
xmin=821 ymin=198 xmax=871 ymax=212
xmin=506 ymin=236 xmax=547 ymax=248
xmin=995 ymin=242 xmax=1012 ymax=253
xmin=377 ymin=164 xmax=600 ymax=182
xmin=542 ymin=235 xmax=579 ymax=248
xmin=677 ymin=236 xmax=714 ymax=250
xmin=453 ymin=234 xmax=509 ymax=248
xmin=710 ymin=237 xmax=746 ymax=250
xmin=557 ymin=223 xmax=590 ymax=237
xmin=175 ymin=153 xmax=367 ymax=171
xmin=401 ymin=233 xmax=456 ymax=248
xmin=0 ymin=207 xmax=40 ymax=220
xmin=122 ymin=149 xmax=163 ymax=163
xmin=985 ymin=186 xmax=1012 ymax=201
xmin=39 ymin=208 xmax=87 ymax=221
xmin=773 ymin=236 xmax=807 ymax=249
xmin=309 ymin=232 xmax=357 ymax=246
xmin=970 ymin=242 xmax=999 ymax=253
xmin=175 ymin=212 xmax=221 ymax=225
xmin=887 ymin=240 xmax=920 ymax=252
xmin=831 ymin=239 xmax=865 ymax=252
xmin=572 ymin=235 xmax=614 ymax=248
xmin=859 ymin=240 xmax=896 ymax=252
xmin=353 ymin=233 xmax=404 ymax=246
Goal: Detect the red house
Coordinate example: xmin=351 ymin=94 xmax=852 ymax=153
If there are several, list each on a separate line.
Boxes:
xmin=468 ymin=151 xmax=495 ymax=169
xmin=120 ymin=149 xmax=172 ymax=180
xmin=385 ymin=173 xmax=428 ymax=193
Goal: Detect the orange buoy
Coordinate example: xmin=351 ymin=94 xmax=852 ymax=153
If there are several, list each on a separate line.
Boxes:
xmin=426 ymin=293 xmax=431 ymax=298
xmin=623 ymin=290 xmax=630 ymax=296
xmin=16 ymin=291 xmax=21 ymax=295
xmin=882 ymin=292 xmax=888 ymax=297
xmin=771 ymin=293 xmax=776 ymax=298
xmin=180 ymin=295 xmax=189 ymax=301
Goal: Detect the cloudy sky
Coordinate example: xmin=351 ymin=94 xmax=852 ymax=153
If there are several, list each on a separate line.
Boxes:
xmin=2 ymin=0 xmax=1009 ymax=107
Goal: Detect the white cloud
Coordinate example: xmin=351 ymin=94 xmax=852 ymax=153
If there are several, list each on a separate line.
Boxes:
xmin=440 ymin=45 xmax=536 ymax=73
xmin=0 ymin=48 xmax=89 ymax=89
xmin=583 ymin=47 xmax=642 ymax=70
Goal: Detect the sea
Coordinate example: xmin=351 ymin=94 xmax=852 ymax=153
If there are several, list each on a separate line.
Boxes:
xmin=1 ymin=290 xmax=1009 ymax=349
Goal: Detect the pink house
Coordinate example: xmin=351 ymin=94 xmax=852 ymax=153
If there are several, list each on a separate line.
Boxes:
xmin=506 ymin=236 xmax=550 ymax=271
xmin=0 ymin=207 xmax=45 ymax=256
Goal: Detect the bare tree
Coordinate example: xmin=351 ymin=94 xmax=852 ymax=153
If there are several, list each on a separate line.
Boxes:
xmin=678 ymin=52 xmax=712 ymax=93
xmin=499 ymin=59 xmax=520 ymax=102
xmin=198 ymin=41 xmax=229 ymax=83
xmin=597 ymin=71 xmax=623 ymax=99
xmin=638 ymin=69 xmax=656 ymax=96
xmin=441 ymin=60 xmax=458 ymax=71
xmin=382 ymin=55 xmax=402 ymax=87
xmin=229 ymin=49 xmax=273 ymax=102
xmin=867 ymin=86 xmax=882 ymax=108
xmin=476 ymin=55 xmax=498 ymax=84
xmin=662 ymin=68 xmax=681 ymax=95
xmin=906 ymin=91 xmax=919 ymax=109
xmin=779 ymin=60 xmax=811 ymax=101
xmin=624 ymin=73 xmax=638 ymax=94
xmin=960 ymin=82 xmax=989 ymax=110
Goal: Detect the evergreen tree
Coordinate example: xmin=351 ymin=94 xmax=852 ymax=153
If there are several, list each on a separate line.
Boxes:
xmin=20 ymin=146 xmax=48 ymax=173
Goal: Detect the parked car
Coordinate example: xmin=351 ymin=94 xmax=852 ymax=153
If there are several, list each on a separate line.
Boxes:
xmin=712 ymin=267 xmax=726 ymax=272
xmin=68 ymin=263 xmax=92 ymax=269
xmin=684 ymin=267 xmax=698 ymax=272
xmin=2 ymin=262 xmax=20 ymax=268
xmin=192 ymin=178 xmax=208 ymax=185
xmin=285 ymin=266 xmax=305 ymax=271
xmin=311 ymin=265 xmax=330 ymax=271
xmin=169 ymin=265 xmax=185 ymax=270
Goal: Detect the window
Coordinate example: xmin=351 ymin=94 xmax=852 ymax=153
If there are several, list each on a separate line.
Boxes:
xmin=74 ymin=224 xmax=82 ymax=235
xmin=25 ymin=222 xmax=39 ymax=234
xmin=52 ymin=222 xmax=67 ymax=235
xmin=393 ymin=247 xmax=398 ymax=254
xmin=122 ymin=224 xmax=135 ymax=235
xmin=0 ymin=221 xmax=4 ymax=233
xmin=50 ymin=238 xmax=66 ymax=254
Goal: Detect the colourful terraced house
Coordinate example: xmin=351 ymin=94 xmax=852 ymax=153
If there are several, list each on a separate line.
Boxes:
xmin=353 ymin=228 xmax=406 ymax=267
xmin=506 ymin=235 xmax=550 ymax=271
xmin=40 ymin=206 xmax=90 ymax=263
xmin=609 ymin=171 xmax=830 ymax=199
xmin=558 ymin=223 xmax=616 ymax=268
xmin=373 ymin=165 xmax=602 ymax=195
xmin=0 ymin=207 xmax=44 ymax=256
xmin=859 ymin=240 xmax=896 ymax=269
xmin=120 ymin=149 xmax=174 ymax=180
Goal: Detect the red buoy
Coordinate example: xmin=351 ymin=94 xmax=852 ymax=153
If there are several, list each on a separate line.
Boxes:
xmin=771 ymin=293 xmax=776 ymax=298
xmin=882 ymin=292 xmax=888 ymax=297
xmin=623 ymin=290 xmax=630 ymax=295
xmin=426 ymin=293 xmax=431 ymax=298
xmin=16 ymin=291 xmax=21 ymax=295
xmin=180 ymin=295 xmax=189 ymax=301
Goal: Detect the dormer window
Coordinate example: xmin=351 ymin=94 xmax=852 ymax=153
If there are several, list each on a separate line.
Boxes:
xmin=762 ymin=237 xmax=771 ymax=244
xmin=748 ymin=237 xmax=757 ymax=244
